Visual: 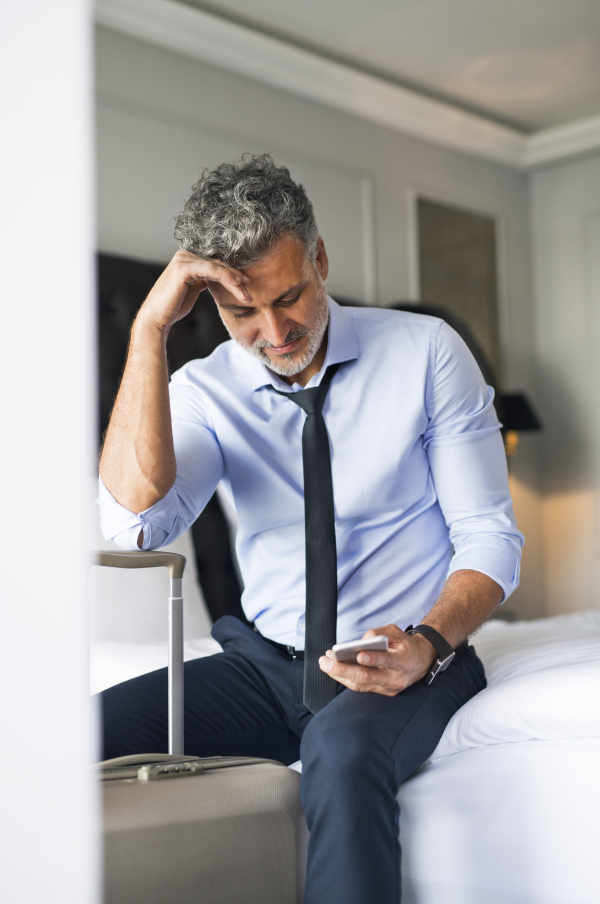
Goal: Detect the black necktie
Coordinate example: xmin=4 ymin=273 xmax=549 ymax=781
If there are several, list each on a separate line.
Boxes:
xmin=273 ymin=363 xmax=340 ymax=713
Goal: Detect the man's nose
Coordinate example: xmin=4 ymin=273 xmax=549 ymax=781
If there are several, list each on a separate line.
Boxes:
xmin=261 ymin=310 xmax=291 ymax=347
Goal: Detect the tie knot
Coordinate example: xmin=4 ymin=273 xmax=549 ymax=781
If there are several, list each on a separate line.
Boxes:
xmin=286 ymin=385 xmax=322 ymax=416
xmin=273 ymin=362 xmax=339 ymax=415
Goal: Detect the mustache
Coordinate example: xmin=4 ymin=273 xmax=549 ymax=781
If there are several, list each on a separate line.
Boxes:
xmin=252 ymin=325 xmax=309 ymax=350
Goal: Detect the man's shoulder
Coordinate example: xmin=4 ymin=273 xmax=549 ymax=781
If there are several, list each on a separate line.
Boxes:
xmin=341 ymin=304 xmax=444 ymax=349
xmin=343 ymin=304 xmax=442 ymax=328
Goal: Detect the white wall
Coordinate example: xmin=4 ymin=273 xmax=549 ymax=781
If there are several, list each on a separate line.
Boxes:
xmin=530 ymin=151 xmax=600 ymax=614
xmin=1 ymin=2 xmax=98 ymax=902
xmin=95 ymin=25 xmax=543 ymax=619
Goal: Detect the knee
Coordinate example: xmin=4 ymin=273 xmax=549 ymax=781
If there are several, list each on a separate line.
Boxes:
xmin=300 ymin=700 xmax=381 ymax=780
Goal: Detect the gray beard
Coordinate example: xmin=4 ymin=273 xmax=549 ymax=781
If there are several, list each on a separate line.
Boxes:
xmin=229 ymin=289 xmax=330 ymax=378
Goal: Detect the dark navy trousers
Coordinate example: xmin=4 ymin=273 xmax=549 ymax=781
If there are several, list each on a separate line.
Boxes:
xmin=101 ymin=616 xmax=486 ymax=904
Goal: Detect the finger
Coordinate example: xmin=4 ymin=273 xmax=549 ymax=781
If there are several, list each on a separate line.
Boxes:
xmin=364 ymin=624 xmax=406 ymax=643
xmin=319 ymin=656 xmax=374 ymax=686
xmin=175 ymin=249 xmax=244 ymax=279
xmin=205 ymin=274 xmax=253 ymax=302
xmin=183 ymin=279 xmax=208 ymax=301
xmin=319 ymin=656 xmax=363 ymax=678
xmin=324 ymin=673 xmax=355 ymax=690
xmin=180 ymin=258 xmax=249 ymax=303
xmin=383 ymin=623 xmax=407 ymax=639
xmin=319 ymin=656 xmax=407 ymax=695
xmin=356 ymin=649 xmax=397 ymax=669
xmin=203 ymin=267 xmax=250 ymax=303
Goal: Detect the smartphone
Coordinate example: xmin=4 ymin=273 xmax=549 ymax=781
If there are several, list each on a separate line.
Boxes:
xmin=331 ymin=635 xmax=389 ymax=664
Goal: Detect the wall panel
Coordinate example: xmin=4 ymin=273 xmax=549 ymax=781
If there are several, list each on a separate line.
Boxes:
xmin=531 ymin=152 xmax=600 ymax=613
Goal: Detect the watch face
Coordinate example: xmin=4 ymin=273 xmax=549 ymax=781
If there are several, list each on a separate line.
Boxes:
xmin=438 ymin=652 xmax=456 ymax=672
xmin=426 ymin=652 xmax=456 ymax=685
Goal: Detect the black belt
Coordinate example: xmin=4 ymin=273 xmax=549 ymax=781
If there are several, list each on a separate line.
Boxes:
xmin=255 ymin=628 xmax=305 ymax=660
xmin=255 ymin=630 xmax=468 ymax=664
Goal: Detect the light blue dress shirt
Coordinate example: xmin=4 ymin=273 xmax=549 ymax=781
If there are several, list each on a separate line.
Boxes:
xmin=98 ymin=298 xmax=523 ymax=648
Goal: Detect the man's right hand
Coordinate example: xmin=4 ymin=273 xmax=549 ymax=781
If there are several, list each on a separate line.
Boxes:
xmin=137 ymin=250 xmax=252 ymax=332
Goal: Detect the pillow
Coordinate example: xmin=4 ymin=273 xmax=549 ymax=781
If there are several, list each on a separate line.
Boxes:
xmin=429 ymin=611 xmax=600 ymax=760
xmin=470 ymin=610 xmax=600 ymax=685
xmin=432 ymin=661 xmax=600 ymax=760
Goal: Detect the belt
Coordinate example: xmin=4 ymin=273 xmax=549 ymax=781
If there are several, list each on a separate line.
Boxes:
xmin=254 ymin=628 xmax=305 ymax=660
xmin=255 ymin=631 xmax=468 ymax=663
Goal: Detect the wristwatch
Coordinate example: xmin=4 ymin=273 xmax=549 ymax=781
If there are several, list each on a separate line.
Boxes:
xmin=405 ymin=624 xmax=456 ymax=685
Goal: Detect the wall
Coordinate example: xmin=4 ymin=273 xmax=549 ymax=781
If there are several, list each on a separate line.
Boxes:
xmin=95 ymin=24 xmax=543 ymax=623
xmin=1 ymin=2 xmax=99 ymax=902
xmin=530 ymin=151 xmax=600 ymax=614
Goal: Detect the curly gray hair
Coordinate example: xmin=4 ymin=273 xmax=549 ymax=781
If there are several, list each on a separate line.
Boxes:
xmin=173 ymin=153 xmax=319 ymax=269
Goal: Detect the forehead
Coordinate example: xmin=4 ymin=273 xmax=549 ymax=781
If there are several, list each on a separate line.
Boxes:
xmin=244 ymin=234 xmax=307 ymax=288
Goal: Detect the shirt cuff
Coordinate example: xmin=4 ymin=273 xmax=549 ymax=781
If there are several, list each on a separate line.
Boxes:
xmin=447 ymin=536 xmax=521 ymax=603
xmin=96 ymin=475 xmax=179 ymax=547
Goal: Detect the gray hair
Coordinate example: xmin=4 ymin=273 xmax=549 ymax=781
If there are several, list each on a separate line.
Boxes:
xmin=173 ymin=153 xmax=319 ymax=269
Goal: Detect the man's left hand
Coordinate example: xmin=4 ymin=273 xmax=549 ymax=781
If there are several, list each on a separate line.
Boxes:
xmin=318 ymin=624 xmax=438 ymax=696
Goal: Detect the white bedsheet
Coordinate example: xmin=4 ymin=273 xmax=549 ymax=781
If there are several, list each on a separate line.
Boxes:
xmin=399 ymin=611 xmax=600 ymax=904
xmin=399 ymin=737 xmax=600 ymax=904
xmin=90 ymin=637 xmax=222 ymax=695
xmin=91 ymin=611 xmax=600 ymax=903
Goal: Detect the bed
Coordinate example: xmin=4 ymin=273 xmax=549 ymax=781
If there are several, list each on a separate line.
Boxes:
xmin=398 ymin=611 xmax=600 ymax=904
xmin=91 ymin=610 xmax=600 ymax=904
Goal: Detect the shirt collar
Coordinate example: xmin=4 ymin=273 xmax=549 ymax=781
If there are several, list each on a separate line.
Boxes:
xmin=248 ymin=296 xmax=359 ymax=392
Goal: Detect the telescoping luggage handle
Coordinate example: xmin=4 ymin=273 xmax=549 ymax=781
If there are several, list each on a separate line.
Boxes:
xmin=95 ymin=551 xmax=186 ymax=756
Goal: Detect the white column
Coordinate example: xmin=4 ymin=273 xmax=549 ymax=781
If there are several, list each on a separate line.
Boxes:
xmin=0 ymin=2 xmax=98 ymax=903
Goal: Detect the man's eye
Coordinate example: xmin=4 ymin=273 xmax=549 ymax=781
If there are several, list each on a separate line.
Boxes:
xmin=277 ymin=296 xmax=300 ymax=307
xmin=232 ymin=309 xmax=254 ymax=319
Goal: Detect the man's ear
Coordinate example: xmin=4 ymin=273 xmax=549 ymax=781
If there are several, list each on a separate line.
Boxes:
xmin=315 ymin=237 xmax=329 ymax=281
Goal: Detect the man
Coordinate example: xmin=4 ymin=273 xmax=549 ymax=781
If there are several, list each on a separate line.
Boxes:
xmin=98 ymin=154 xmax=523 ymax=903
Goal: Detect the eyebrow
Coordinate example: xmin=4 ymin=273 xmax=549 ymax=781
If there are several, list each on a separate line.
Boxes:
xmin=217 ymin=280 xmax=309 ymax=313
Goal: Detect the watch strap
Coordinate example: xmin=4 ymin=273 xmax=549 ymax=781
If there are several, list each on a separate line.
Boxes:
xmin=404 ymin=624 xmax=454 ymax=661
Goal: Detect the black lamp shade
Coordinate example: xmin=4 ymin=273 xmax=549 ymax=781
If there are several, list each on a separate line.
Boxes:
xmin=495 ymin=393 xmax=542 ymax=432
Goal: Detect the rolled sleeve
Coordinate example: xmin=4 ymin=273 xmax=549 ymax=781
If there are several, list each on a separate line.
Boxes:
xmin=425 ymin=323 xmax=523 ymax=602
xmin=96 ymin=370 xmax=225 ymax=550
xmin=97 ymin=477 xmax=178 ymax=549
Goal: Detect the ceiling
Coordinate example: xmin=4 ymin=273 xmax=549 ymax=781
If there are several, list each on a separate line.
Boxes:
xmin=177 ymin=0 xmax=600 ymax=132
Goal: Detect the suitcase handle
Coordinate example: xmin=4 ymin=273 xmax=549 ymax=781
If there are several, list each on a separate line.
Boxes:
xmin=96 ymin=550 xmax=186 ymax=579
xmin=94 ymin=550 xmax=186 ymax=755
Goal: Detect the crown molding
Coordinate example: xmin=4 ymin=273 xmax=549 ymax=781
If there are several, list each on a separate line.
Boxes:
xmin=94 ymin=0 xmax=600 ymax=171
xmin=524 ymin=113 xmax=600 ymax=168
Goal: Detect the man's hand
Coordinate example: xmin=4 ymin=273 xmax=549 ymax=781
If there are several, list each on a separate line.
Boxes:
xmin=318 ymin=624 xmax=437 ymax=696
xmin=317 ymin=571 xmax=504 ymax=697
xmin=138 ymin=249 xmax=252 ymax=332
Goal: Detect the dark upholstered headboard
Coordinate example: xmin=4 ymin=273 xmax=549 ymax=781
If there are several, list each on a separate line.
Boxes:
xmin=97 ymin=252 xmax=246 ymax=625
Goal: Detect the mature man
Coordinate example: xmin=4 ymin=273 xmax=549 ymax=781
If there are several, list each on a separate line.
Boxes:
xmin=98 ymin=154 xmax=522 ymax=903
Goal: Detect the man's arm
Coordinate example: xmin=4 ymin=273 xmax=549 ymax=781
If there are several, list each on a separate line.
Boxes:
xmin=319 ymin=568 xmax=502 ymax=696
xmin=99 ymin=250 xmax=250 ymax=518
xmin=320 ymin=322 xmax=520 ymax=695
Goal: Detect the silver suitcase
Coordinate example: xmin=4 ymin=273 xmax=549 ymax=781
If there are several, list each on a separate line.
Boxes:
xmin=96 ymin=551 xmax=307 ymax=904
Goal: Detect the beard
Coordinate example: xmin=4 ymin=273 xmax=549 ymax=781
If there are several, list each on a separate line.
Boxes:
xmin=228 ymin=286 xmax=330 ymax=378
